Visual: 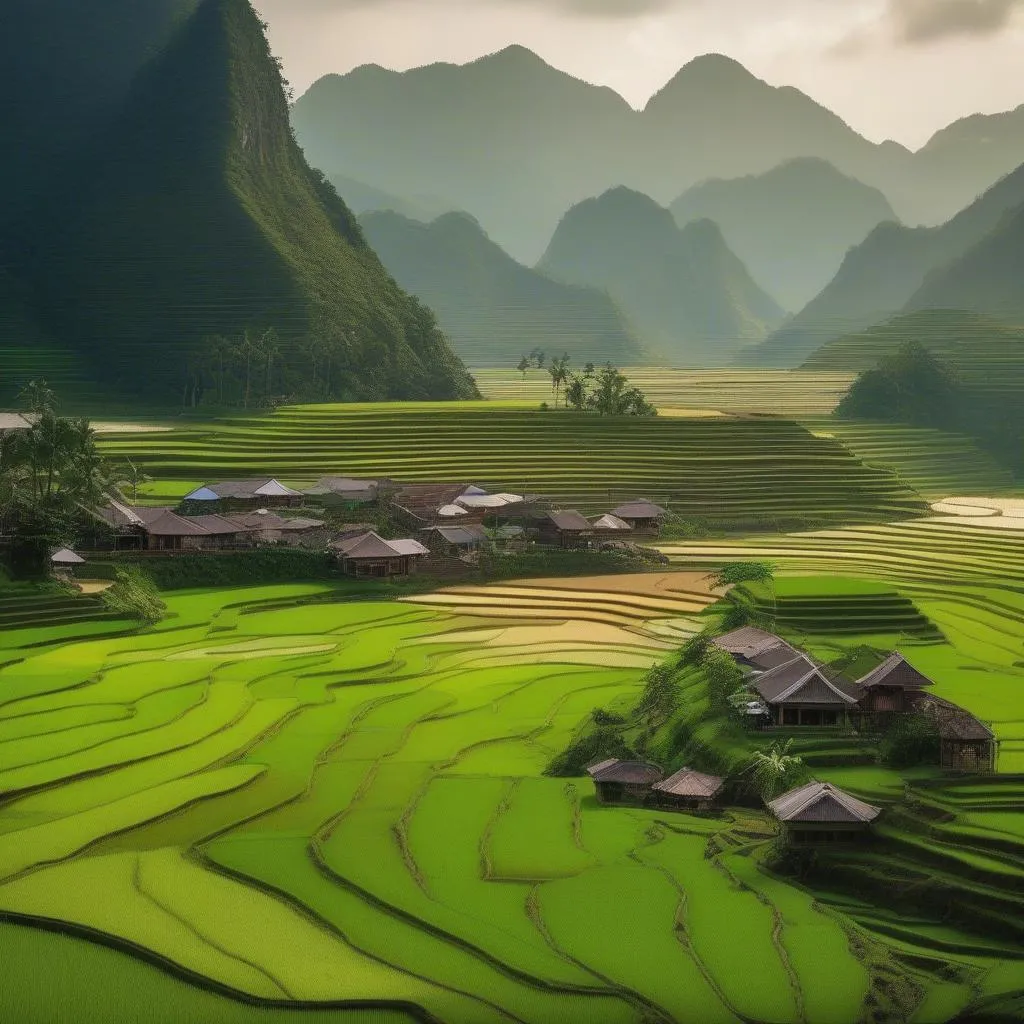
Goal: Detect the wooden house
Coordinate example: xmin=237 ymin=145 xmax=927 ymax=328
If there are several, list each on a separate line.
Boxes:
xmin=538 ymin=510 xmax=593 ymax=549
xmin=330 ymin=531 xmax=428 ymax=578
xmin=609 ymin=500 xmax=667 ymax=535
xmin=713 ymin=627 xmax=801 ymax=672
xmin=229 ymin=509 xmax=326 ymax=547
xmin=586 ymin=759 xmax=664 ymax=805
xmin=183 ymin=478 xmax=303 ymax=510
xmin=913 ymin=695 xmax=998 ymax=772
xmin=650 ymin=767 xmax=725 ymax=811
xmin=753 ymin=655 xmax=859 ymax=727
xmin=769 ymin=782 xmax=881 ymax=845
xmin=854 ymin=653 xmax=934 ymax=716
xmin=421 ymin=525 xmax=488 ymax=557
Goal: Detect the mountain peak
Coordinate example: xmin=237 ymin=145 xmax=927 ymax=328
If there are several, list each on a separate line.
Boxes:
xmin=647 ymin=53 xmax=760 ymax=109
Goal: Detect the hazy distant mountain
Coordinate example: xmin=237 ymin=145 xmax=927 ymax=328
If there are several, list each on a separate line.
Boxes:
xmin=538 ymin=187 xmax=785 ymax=365
xmin=749 ymin=161 xmax=1024 ymax=367
xmin=9 ymin=0 xmax=476 ymax=403
xmin=912 ymin=105 xmax=1024 ymax=225
xmin=361 ymin=210 xmax=645 ymax=367
xmin=671 ymin=158 xmax=896 ymax=311
xmin=292 ymin=48 xmax=1024 ymax=263
xmin=293 ymin=45 xmax=638 ymax=263
xmin=330 ymin=174 xmax=454 ymax=223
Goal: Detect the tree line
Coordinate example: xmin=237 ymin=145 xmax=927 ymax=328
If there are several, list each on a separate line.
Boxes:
xmin=515 ymin=352 xmax=656 ymax=417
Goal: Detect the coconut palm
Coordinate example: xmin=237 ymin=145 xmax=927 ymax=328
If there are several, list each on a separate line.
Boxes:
xmin=746 ymin=739 xmax=807 ymax=802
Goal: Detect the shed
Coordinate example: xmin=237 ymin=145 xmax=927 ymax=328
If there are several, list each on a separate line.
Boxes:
xmin=769 ymin=782 xmax=881 ymax=845
xmin=586 ymin=759 xmax=663 ymax=805
xmin=539 ymin=510 xmax=593 ymax=549
xmin=610 ymin=500 xmax=667 ymax=534
xmin=51 ymin=548 xmax=86 ymax=570
xmin=753 ymin=655 xmax=859 ymax=727
xmin=651 ymin=767 xmax=724 ymax=812
xmin=422 ymin=524 xmax=488 ymax=556
xmin=592 ymin=514 xmax=633 ymax=534
xmin=912 ymin=695 xmax=997 ymax=773
xmin=855 ymin=653 xmax=934 ymax=715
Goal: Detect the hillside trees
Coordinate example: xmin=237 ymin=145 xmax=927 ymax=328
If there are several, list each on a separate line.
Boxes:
xmin=564 ymin=363 xmax=657 ymax=416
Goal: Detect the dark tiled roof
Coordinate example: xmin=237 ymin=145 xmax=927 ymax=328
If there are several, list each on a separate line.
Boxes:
xmin=586 ymin=759 xmax=663 ymax=785
xmin=426 ymin=525 xmax=488 ymax=545
xmin=769 ymin=782 xmax=881 ymax=824
xmin=143 ymin=510 xmax=212 ymax=537
xmin=857 ymin=653 xmax=935 ymax=691
xmin=652 ymin=767 xmax=724 ymax=799
xmin=189 ymin=515 xmax=249 ymax=535
xmin=547 ymin=510 xmax=592 ymax=532
xmin=611 ymin=500 xmax=666 ymax=520
xmin=754 ymin=656 xmax=859 ymax=707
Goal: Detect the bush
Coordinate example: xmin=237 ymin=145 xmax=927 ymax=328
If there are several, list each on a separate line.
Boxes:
xmin=101 ymin=566 xmax=166 ymax=623
xmin=879 ymin=713 xmax=941 ymax=768
xmin=546 ymin=725 xmax=636 ymax=777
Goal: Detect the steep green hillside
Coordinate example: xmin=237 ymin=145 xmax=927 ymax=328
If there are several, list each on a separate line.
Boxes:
xmin=671 ymin=158 xmax=895 ymax=311
xmin=14 ymin=0 xmax=476 ymax=405
xmin=361 ymin=210 xmax=644 ymax=367
xmin=750 ymin=162 xmax=1024 ymax=367
xmin=538 ymin=188 xmax=785 ymax=366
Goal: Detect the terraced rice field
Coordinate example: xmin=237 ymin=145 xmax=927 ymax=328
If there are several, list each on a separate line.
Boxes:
xmin=473 ymin=368 xmax=858 ymax=416
xmin=2 ymin=576 xmax=1022 ymax=1022
xmin=97 ymin=402 xmax=924 ymax=526
xmin=661 ymin=504 xmax=1024 ymax=771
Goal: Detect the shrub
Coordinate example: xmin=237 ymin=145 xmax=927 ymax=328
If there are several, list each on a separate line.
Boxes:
xmin=879 ymin=713 xmax=941 ymax=768
xmin=110 ymin=549 xmax=340 ymax=590
xmin=101 ymin=566 xmax=166 ymax=623
xmin=546 ymin=725 xmax=636 ymax=777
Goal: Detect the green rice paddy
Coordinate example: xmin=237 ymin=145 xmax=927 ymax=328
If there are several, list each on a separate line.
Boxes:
xmin=2 ymin=576 xmax=1022 ymax=1023
xmin=97 ymin=402 xmax=924 ymax=526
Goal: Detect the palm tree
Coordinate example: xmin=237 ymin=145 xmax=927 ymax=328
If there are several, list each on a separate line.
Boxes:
xmin=746 ymin=739 xmax=807 ymax=802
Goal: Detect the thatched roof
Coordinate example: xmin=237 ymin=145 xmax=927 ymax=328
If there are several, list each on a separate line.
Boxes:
xmin=754 ymin=656 xmax=859 ymax=707
xmin=586 ymin=759 xmax=663 ymax=785
xmin=652 ymin=767 xmax=724 ymax=799
xmin=306 ymin=476 xmax=380 ymax=497
xmin=425 ymin=525 xmax=488 ymax=545
xmin=547 ymin=510 xmax=592 ymax=532
xmin=714 ymin=627 xmax=796 ymax=664
xmin=331 ymin=531 xmax=426 ymax=559
xmin=189 ymin=514 xmax=250 ymax=536
xmin=913 ymin=694 xmax=995 ymax=741
xmin=611 ymin=500 xmax=666 ymax=520
xmin=456 ymin=492 xmax=524 ymax=509
xmin=769 ymin=782 xmax=881 ymax=824
xmin=388 ymin=539 xmax=429 ymax=557
xmin=857 ymin=653 xmax=934 ymax=691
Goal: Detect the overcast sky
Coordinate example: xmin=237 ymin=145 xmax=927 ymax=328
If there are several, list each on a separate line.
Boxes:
xmin=254 ymin=0 xmax=1024 ymax=149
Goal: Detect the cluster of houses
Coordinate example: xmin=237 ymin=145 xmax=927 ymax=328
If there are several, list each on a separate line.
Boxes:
xmin=584 ymin=625 xmax=998 ymax=845
xmin=59 ymin=471 xmax=668 ymax=579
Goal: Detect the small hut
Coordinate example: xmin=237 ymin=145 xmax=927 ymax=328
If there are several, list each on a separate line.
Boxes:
xmin=586 ymin=759 xmax=663 ymax=805
xmin=609 ymin=500 xmax=666 ymax=535
xmin=855 ymin=653 xmax=934 ymax=716
xmin=650 ymin=767 xmax=725 ymax=812
xmin=50 ymin=548 xmax=85 ymax=574
xmin=769 ymin=782 xmax=881 ymax=845
xmin=422 ymin=524 xmax=488 ymax=557
xmin=331 ymin=531 xmax=427 ymax=578
xmin=538 ymin=510 xmax=593 ymax=549
xmin=913 ymin=695 xmax=997 ymax=772
xmin=592 ymin=514 xmax=633 ymax=540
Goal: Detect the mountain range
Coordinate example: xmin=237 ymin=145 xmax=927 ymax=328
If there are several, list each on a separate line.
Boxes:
xmin=538 ymin=187 xmax=786 ymax=366
xmin=0 ymin=0 xmax=476 ymax=405
xmin=750 ymin=161 xmax=1024 ymax=367
xmin=360 ymin=210 xmax=644 ymax=367
xmin=671 ymin=158 xmax=896 ymax=312
xmin=295 ymin=47 xmax=1024 ymax=264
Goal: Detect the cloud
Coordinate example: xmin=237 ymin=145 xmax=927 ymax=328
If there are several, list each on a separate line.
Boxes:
xmin=890 ymin=0 xmax=1024 ymax=42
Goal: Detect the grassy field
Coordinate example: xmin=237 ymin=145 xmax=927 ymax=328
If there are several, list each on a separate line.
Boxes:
xmin=96 ymin=402 xmax=925 ymax=527
xmin=473 ymin=368 xmax=858 ymax=416
xmin=1 ymin=575 xmax=1022 ymax=1023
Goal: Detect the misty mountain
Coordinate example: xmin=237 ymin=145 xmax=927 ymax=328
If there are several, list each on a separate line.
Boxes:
xmin=331 ymin=174 xmax=454 ymax=223
xmin=748 ymin=161 xmax=1024 ymax=367
xmin=538 ymin=187 xmax=785 ymax=366
xmin=671 ymin=158 xmax=896 ymax=311
xmin=360 ymin=210 xmax=644 ymax=368
xmin=292 ymin=48 xmax=1024 ymax=264
xmin=7 ymin=0 xmax=477 ymax=404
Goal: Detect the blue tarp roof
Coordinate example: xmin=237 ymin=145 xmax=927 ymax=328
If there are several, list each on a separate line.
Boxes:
xmin=185 ymin=487 xmax=220 ymax=501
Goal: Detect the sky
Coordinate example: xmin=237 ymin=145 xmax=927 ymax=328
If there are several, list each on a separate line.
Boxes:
xmin=253 ymin=0 xmax=1024 ymax=150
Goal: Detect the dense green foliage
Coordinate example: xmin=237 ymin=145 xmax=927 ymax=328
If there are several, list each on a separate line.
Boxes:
xmin=671 ymin=157 xmax=896 ymax=311
xmin=101 ymin=566 xmax=167 ymax=623
xmin=2 ymin=0 xmax=476 ymax=407
xmin=563 ymin=363 xmax=657 ymax=417
xmin=827 ymin=321 xmax=1024 ymax=473
xmin=359 ymin=211 xmax=644 ymax=368
xmin=538 ymin=187 xmax=785 ymax=365
xmin=879 ymin=714 xmax=941 ymax=769
xmin=111 ymin=549 xmax=341 ymax=590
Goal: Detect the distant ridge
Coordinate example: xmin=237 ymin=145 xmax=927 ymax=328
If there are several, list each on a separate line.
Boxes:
xmin=361 ymin=209 xmax=645 ymax=367
xmin=539 ymin=186 xmax=785 ymax=366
